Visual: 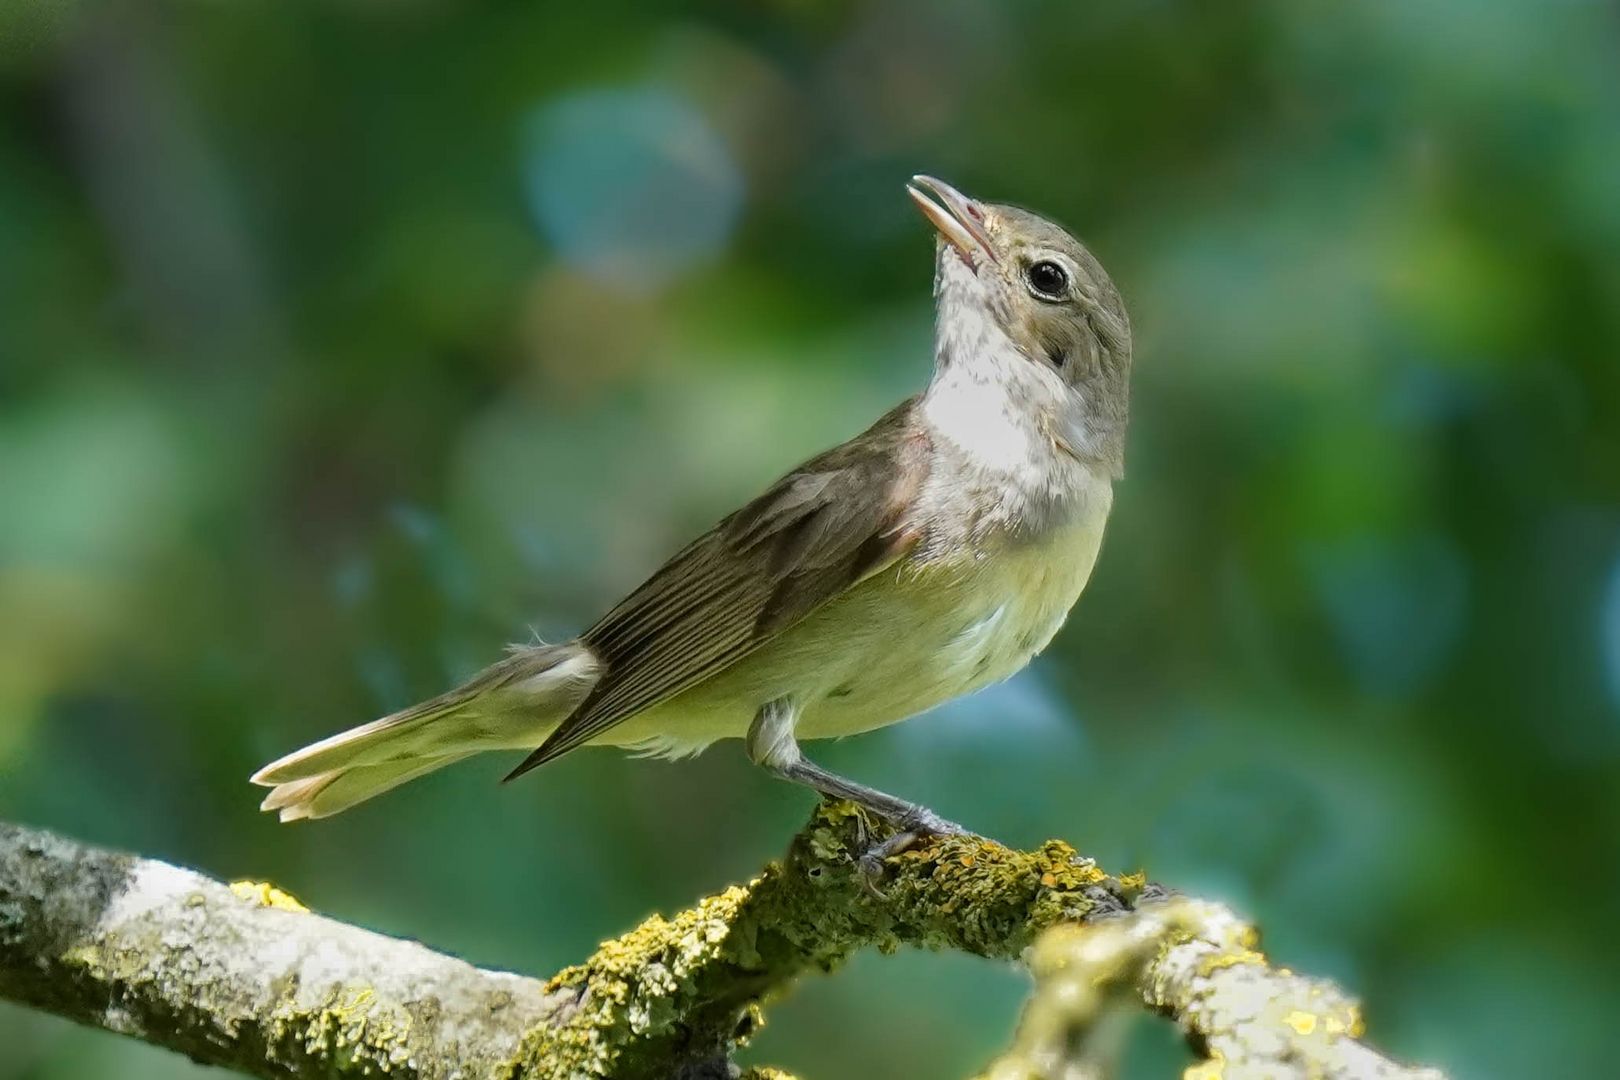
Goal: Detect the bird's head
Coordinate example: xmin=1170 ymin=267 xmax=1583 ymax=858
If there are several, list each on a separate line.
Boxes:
xmin=908 ymin=175 xmax=1132 ymax=475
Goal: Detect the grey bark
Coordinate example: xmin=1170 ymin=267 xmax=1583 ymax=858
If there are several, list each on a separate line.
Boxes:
xmin=0 ymin=821 xmax=561 ymax=1078
xmin=0 ymin=810 xmax=1446 ymax=1080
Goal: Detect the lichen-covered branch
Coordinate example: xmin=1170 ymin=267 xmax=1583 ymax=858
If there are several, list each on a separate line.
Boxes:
xmin=503 ymin=802 xmax=1143 ymax=1078
xmin=0 ymin=820 xmax=566 ymax=1078
xmin=979 ymin=900 xmax=1446 ymax=1080
xmin=0 ymin=807 xmax=1442 ymax=1079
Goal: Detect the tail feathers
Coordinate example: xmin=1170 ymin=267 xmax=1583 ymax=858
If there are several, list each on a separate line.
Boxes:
xmin=250 ymin=697 xmax=462 ymax=787
xmin=260 ymin=755 xmax=472 ymax=821
xmin=250 ymin=641 xmax=601 ymax=818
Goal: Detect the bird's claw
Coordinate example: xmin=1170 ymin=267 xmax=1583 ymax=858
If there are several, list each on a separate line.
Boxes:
xmin=856 ymin=830 xmax=916 ymax=895
xmin=853 ymin=809 xmax=971 ymax=897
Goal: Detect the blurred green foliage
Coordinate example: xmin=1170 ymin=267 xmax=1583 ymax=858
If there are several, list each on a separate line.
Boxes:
xmin=2 ymin=1 xmax=1618 ymax=1077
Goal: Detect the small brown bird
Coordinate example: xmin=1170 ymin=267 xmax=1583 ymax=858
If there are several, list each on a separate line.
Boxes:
xmin=253 ymin=177 xmax=1131 ymax=857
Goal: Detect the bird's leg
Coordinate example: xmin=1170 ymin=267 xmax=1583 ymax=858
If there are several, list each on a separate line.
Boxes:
xmin=746 ymin=699 xmax=970 ymax=882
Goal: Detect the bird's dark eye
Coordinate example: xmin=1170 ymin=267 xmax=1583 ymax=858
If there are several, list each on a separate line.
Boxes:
xmin=1025 ymin=260 xmax=1069 ymax=300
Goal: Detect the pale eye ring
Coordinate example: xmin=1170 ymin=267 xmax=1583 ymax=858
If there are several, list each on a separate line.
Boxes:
xmin=1025 ymin=259 xmax=1069 ymax=301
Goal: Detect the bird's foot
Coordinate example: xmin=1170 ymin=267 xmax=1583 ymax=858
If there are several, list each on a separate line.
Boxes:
xmin=854 ymin=806 xmax=972 ymax=895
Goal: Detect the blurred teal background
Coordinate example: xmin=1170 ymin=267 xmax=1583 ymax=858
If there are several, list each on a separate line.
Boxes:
xmin=2 ymin=1 xmax=1618 ymax=1077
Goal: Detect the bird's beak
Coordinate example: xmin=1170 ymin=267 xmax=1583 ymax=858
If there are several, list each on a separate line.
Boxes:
xmin=907 ymin=175 xmax=998 ymax=267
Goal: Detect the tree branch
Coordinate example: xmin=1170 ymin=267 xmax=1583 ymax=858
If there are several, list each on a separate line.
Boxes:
xmin=0 ymin=819 xmax=563 ymax=1077
xmin=0 ymin=807 xmax=1443 ymax=1078
xmin=978 ymin=900 xmax=1445 ymax=1080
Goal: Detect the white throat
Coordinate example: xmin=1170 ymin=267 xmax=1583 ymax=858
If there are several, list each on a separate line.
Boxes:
xmin=922 ymin=348 xmax=1043 ymax=478
xmin=922 ymin=256 xmax=1044 ymax=476
xmin=919 ymin=258 xmax=1107 ymax=530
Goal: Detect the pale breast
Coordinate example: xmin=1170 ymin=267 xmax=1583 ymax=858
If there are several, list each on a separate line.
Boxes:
xmin=605 ymin=470 xmax=1113 ymax=755
xmin=784 ymin=480 xmax=1112 ymax=740
xmin=930 ymin=510 xmax=1109 ymax=690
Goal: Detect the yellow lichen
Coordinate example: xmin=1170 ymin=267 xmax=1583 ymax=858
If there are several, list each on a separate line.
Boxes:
xmin=506 ymin=803 xmax=1141 ymax=1080
xmin=1197 ymin=948 xmax=1266 ymax=976
xmin=1184 ymin=1051 xmax=1226 ymax=1080
xmin=229 ymin=880 xmax=308 ymax=913
xmin=329 ymin=986 xmax=376 ymax=1022
xmin=1284 ymin=1009 xmax=1318 ymax=1036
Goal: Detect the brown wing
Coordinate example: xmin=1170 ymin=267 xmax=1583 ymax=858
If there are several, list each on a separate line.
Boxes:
xmin=503 ymin=398 xmax=930 ymax=779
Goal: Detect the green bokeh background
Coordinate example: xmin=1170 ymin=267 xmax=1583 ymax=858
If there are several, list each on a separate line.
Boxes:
xmin=3 ymin=2 xmax=1618 ymax=1077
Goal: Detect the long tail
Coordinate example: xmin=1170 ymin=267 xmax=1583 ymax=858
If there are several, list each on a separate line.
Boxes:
xmin=250 ymin=642 xmax=600 ymax=821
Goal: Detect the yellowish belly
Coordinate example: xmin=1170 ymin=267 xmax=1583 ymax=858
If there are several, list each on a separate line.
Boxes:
xmin=607 ymin=491 xmax=1112 ymax=757
xmin=795 ymin=513 xmax=1107 ymax=739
